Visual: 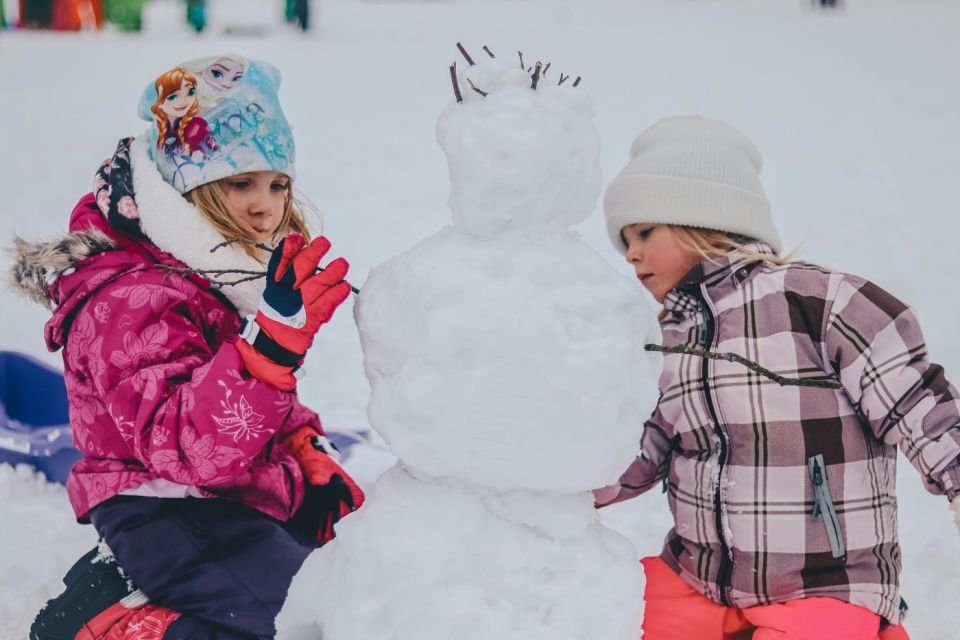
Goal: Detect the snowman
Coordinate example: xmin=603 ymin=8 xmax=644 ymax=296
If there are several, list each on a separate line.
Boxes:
xmin=279 ymin=46 xmax=663 ymax=639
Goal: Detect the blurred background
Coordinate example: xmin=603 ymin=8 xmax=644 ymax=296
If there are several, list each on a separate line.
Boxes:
xmin=2 ymin=0 xmax=314 ymax=34
xmin=1 ymin=1 xmax=958 ymax=638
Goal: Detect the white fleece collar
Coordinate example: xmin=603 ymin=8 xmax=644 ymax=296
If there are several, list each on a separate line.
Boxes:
xmin=129 ymin=133 xmax=264 ymax=317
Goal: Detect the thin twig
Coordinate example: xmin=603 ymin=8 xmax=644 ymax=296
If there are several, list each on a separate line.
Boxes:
xmin=456 ymin=42 xmax=475 ymax=66
xmin=518 ymin=51 xmax=525 ymax=69
xmin=466 ymin=78 xmax=488 ymax=97
xmin=542 ymin=62 xmax=551 ymax=76
xmin=154 ymin=264 xmax=361 ymax=295
xmin=449 ymin=62 xmax=463 ymax=103
xmin=572 ymin=76 xmax=582 ymax=87
xmin=210 ymin=238 xmax=274 ymax=253
xmin=644 ymin=344 xmax=842 ymax=389
xmin=483 ymin=45 xmax=495 ymax=58
xmin=558 ymin=73 xmax=569 ymax=86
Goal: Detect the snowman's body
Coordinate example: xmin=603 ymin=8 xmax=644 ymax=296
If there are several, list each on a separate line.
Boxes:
xmin=281 ymin=53 xmax=663 ymax=639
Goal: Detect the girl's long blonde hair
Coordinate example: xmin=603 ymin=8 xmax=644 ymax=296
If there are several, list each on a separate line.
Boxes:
xmin=186 ymin=179 xmax=317 ymax=263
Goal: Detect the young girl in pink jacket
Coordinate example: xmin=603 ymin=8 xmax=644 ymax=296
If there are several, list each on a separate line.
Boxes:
xmin=597 ymin=115 xmax=960 ymax=640
xmin=16 ymin=53 xmax=363 ymax=640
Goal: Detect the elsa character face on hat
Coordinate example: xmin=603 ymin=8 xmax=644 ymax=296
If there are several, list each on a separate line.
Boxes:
xmin=138 ymin=53 xmax=295 ymax=195
xmin=203 ymin=56 xmax=246 ymax=92
xmin=181 ymin=55 xmax=251 ymax=115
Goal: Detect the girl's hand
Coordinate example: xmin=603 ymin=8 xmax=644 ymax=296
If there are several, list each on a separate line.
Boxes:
xmin=237 ymin=233 xmax=352 ymax=391
xmin=282 ymin=427 xmax=365 ymax=545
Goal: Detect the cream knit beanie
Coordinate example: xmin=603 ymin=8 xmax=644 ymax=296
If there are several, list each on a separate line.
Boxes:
xmin=603 ymin=115 xmax=781 ymax=254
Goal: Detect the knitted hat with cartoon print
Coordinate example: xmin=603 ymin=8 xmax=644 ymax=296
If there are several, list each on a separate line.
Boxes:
xmin=603 ymin=115 xmax=781 ymax=254
xmin=136 ymin=53 xmax=296 ymax=194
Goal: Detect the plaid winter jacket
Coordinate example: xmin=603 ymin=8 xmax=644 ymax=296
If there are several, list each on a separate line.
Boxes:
xmin=598 ymin=244 xmax=960 ymax=623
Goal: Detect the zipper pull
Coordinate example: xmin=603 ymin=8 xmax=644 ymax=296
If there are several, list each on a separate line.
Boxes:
xmin=697 ymin=325 xmax=708 ymax=346
xmin=810 ymin=461 xmax=824 ymax=518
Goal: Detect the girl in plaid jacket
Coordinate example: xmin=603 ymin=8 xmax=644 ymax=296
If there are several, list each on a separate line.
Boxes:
xmin=597 ymin=116 xmax=960 ymax=640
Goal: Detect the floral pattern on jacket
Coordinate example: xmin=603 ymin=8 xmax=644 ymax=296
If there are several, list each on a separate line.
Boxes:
xmin=41 ymin=194 xmax=323 ymax=523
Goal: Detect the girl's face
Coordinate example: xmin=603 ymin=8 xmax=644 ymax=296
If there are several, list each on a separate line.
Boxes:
xmin=160 ymin=79 xmax=197 ymax=120
xmin=223 ymin=171 xmax=290 ymax=242
xmin=622 ymin=223 xmax=702 ymax=303
xmin=204 ymin=59 xmax=245 ymax=91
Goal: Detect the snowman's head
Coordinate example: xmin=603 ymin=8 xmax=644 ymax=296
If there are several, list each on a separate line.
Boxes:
xmin=436 ymin=47 xmax=602 ymax=239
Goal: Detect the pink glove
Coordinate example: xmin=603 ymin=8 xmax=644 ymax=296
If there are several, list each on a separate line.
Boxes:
xmin=237 ymin=233 xmax=352 ymax=391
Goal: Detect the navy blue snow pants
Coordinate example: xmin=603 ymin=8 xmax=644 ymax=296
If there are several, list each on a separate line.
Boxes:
xmin=89 ymin=496 xmax=316 ymax=640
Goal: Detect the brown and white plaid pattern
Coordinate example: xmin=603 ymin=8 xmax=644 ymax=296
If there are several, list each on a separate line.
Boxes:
xmin=601 ymin=244 xmax=960 ymax=623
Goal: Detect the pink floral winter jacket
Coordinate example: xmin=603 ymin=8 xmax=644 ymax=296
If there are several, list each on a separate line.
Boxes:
xmin=12 ymin=137 xmax=324 ymax=523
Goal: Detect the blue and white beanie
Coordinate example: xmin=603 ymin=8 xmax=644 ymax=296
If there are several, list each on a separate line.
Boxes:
xmin=137 ymin=53 xmax=296 ymax=194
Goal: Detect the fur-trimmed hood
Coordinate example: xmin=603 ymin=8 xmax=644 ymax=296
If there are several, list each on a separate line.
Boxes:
xmin=9 ymin=229 xmax=117 ymax=309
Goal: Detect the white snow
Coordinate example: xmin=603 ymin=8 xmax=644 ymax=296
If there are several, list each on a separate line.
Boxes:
xmin=2 ymin=0 xmax=960 ymax=638
xmin=295 ymin=50 xmax=656 ymax=638
xmin=281 ymin=466 xmax=645 ymax=640
xmin=357 ymin=228 xmax=661 ymax=491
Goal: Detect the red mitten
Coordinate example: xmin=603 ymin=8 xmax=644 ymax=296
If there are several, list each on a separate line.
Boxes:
xmin=237 ymin=234 xmax=352 ymax=391
xmin=282 ymin=427 xmax=365 ymax=545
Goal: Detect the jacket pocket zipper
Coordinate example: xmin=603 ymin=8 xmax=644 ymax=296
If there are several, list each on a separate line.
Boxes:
xmin=808 ymin=454 xmax=846 ymax=559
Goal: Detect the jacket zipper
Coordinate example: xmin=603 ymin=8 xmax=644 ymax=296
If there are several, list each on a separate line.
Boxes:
xmin=692 ymin=287 xmax=734 ymax=607
xmin=807 ymin=454 xmax=846 ymax=559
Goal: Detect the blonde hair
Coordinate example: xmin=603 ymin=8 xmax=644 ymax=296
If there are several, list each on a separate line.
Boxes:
xmin=667 ymin=225 xmax=795 ymax=267
xmin=186 ymin=179 xmax=317 ymax=263
xmin=152 ymin=67 xmax=201 ymax=154
xmin=658 ymin=226 xmax=796 ymax=321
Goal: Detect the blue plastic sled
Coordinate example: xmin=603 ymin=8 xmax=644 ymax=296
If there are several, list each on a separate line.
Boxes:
xmin=0 ymin=351 xmax=79 ymax=484
xmin=0 ymin=351 xmax=368 ymax=485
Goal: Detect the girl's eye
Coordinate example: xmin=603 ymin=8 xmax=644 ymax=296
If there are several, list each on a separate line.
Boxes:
xmin=188 ymin=87 xmax=196 ymax=97
xmin=229 ymin=181 xmax=250 ymax=189
xmin=232 ymin=74 xmax=243 ymax=82
xmin=638 ymin=227 xmax=654 ymax=239
xmin=212 ymin=70 xmax=223 ymax=80
xmin=165 ymin=94 xmax=177 ymax=102
xmin=271 ymin=183 xmax=289 ymax=191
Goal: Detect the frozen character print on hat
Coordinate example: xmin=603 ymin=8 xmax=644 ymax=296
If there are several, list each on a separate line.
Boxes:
xmin=150 ymin=66 xmax=215 ymax=162
xmin=138 ymin=53 xmax=296 ymax=194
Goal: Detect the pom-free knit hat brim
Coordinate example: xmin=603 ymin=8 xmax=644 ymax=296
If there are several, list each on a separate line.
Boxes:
xmin=603 ymin=116 xmax=782 ymax=254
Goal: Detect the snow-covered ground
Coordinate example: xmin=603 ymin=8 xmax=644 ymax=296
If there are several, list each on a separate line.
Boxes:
xmin=1 ymin=0 xmax=958 ymax=637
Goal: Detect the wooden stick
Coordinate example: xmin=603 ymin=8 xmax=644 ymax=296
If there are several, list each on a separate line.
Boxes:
xmin=518 ymin=51 xmax=525 ymax=69
xmin=483 ymin=45 xmax=495 ymax=58
xmin=210 ymin=238 xmax=274 ymax=253
xmin=573 ymin=76 xmax=582 ymax=87
xmin=456 ymin=42 xmax=475 ymax=66
xmin=466 ymin=78 xmax=488 ymax=97
xmin=449 ymin=62 xmax=463 ymax=103
xmin=530 ymin=61 xmax=543 ymax=90
xmin=558 ymin=73 xmax=569 ymax=86
xmin=644 ymin=344 xmax=842 ymax=389
xmin=542 ymin=62 xmax=551 ymax=76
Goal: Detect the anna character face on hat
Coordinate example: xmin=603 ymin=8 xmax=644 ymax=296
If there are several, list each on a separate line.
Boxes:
xmin=151 ymin=67 xmax=203 ymax=156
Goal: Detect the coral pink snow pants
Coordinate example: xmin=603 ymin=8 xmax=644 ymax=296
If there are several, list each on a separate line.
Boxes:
xmin=640 ymin=557 xmax=911 ymax=640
